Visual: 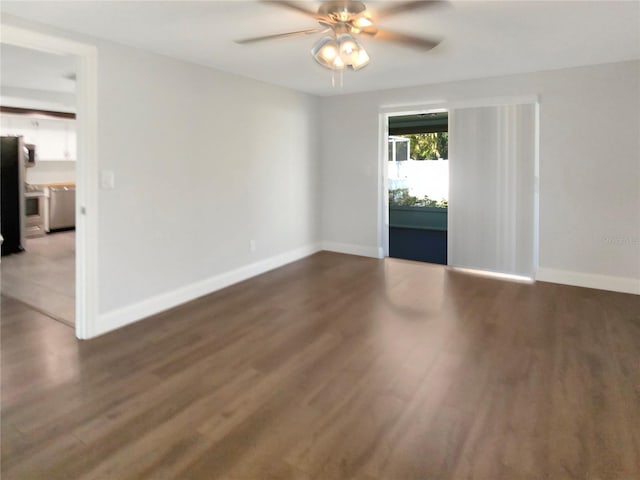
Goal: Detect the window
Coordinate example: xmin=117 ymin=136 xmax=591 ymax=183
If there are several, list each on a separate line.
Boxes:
xmin=388 ymin=136 xmax=410 ymax=162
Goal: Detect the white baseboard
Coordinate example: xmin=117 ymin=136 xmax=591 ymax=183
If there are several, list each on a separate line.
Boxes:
xmin=536 ymin=268 xmax=640 ymax=295
xmin=94 ymin=243 xmax=322 ymax=338
xmin=321 ymin=241 xmax=383 ymax=259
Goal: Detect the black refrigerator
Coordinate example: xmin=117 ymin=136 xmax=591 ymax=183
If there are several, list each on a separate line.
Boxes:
xmin=1 ymin=136 xmax=26 ymax=256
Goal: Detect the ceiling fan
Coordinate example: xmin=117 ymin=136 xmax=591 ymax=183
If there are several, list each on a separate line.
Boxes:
xmin=235 ymin=0 xmax=447 ymax=71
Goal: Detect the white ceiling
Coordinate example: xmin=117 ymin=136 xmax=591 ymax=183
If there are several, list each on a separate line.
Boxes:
xmin=1 ymin=1 xmax=639 ymax=96
xmin=1 ymin=43 xmax=76 ymax=92
xmin=0 ymin=43 xmax=76 ymax=111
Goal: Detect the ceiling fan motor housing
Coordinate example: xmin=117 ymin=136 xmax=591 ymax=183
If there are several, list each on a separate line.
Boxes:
xmin=318 ymin=1 xmax=367 ymax=22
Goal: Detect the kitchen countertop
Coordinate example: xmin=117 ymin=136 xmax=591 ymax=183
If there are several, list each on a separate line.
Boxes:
xmin=42 ymin=182 xmax=76 ymax=187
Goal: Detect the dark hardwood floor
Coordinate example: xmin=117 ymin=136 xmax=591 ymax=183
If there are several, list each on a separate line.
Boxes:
xmin=2 ymin=252 xmax=639 ymax=479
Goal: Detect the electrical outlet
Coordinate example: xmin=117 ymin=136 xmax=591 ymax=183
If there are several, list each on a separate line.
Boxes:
xmin=250 ymin=240 xmax=256 ymax=252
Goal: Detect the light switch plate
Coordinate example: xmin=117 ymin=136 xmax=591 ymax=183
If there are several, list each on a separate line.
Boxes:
xmin=100 ymin=170 xmax=115 ymax=190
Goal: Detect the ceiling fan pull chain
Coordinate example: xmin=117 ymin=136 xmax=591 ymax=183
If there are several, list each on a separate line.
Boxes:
xmin=330 ymin=69 xmax=345 ymax=89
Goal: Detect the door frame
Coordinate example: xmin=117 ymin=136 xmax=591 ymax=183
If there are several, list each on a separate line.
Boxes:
xmin=378 ymin=102 xmax=449 ymax=259
xmin=377 ymin=95 xmax=540 ymax=269
xmin=1 ymin=24 xmax=99 ymax=339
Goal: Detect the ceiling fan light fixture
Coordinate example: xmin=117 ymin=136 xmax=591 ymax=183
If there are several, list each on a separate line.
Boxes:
xmin=320 ymin=44 xmax=338 ymax=62
xmin=338 ymin=34 xmax=360 ymax=64
xmin=338 ymin=34 xmax=369 ymax=70
xmin=312 ymin=33 xmax=370 ymax=71
xmin=352 ymin=47 xmax=370 ymax=70
xmin=312 ymin=36 xmax=344 ymax=69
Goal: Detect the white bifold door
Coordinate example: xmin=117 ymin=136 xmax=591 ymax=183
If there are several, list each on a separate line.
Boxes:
xmin=449 ymin=103 xmax=537 ymax=278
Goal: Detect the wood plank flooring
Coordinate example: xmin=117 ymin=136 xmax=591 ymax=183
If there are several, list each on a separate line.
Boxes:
xmin=2 ymin=252 xmax=639 ymax=479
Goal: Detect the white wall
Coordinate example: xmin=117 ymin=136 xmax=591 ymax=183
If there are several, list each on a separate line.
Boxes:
xmin=320 ymin=61 xmax=640 ymax=293
xmin=26 ymin=160 xmax=75 ymax=184
xmin=2 ymin=16 xmax=321 ymax=335
xmin=96 ymin=42 xmax=320 ymax=317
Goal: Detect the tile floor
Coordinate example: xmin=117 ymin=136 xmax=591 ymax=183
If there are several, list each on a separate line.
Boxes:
xmin=1 ymin=231 xmax=75 ymax=325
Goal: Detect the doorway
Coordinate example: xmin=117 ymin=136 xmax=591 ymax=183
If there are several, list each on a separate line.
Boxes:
xmin=387 ymin=111 xmax=449 ymax=265
xmin=380 ymin=99 xmax=538 ymax=279
xmin=1 ymin=24 xmax=98 ymax=339
xmin=1 ymin=44 xmax=78 ymax=324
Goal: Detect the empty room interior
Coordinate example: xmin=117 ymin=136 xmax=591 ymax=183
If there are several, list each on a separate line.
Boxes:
xmin=1 ymin=1 xmax=639 ymax=479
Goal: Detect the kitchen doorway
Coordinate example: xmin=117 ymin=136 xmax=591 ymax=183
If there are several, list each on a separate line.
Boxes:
xmin=1 ymin=25 xmax=98 ymax=339
xmin=1 ymin=45 xmax=78 ymax=324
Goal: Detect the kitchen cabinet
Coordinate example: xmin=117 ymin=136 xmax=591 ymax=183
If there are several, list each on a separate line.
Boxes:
xmin=1 ymin=115 xmax=38 ymax=144
xmin=0 ymin=114 xmax=76 ymax=161
xmin=37 ymin=119 xmax=76 ymax=161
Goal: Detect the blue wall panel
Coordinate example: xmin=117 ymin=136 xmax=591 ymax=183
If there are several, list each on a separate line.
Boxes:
xmin=389 ymin=227 xmax=447 ymax=265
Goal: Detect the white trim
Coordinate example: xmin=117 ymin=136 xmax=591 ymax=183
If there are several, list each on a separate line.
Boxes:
xmin=536 ymin=268 xmax=640 ymax=295
xmin=1 ymin=24 xmax=99 ymax=339
xmin=379 ymin=101 xmax=448 ymax=115
xmin=378 ymin=104 xmax=451 ymax=259
xmin=378 ymin=96 xmax=540 ymax=115
xmin=447 ymin=108 xmax=455 ymax=266
xmin=378 ymin=112 xmax=390 ymax=258
xmin=532 ymin=103 xmax=541 ymax=276
xmin=94 ymin=244 xmax=321 ymax=338
xmin=321 ymin=241 xmax=382 ymax=259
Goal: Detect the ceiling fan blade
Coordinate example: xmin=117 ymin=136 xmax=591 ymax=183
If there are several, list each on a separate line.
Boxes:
xmin=374 ymin=0 xmax=448 ymax=19
xmin=235 ymin=28 xmax=327 ymax=44
xmin=261 ymin=1 xmax=323 ymax=19
xmin=370 ymin=28 xmax=442 ymax=50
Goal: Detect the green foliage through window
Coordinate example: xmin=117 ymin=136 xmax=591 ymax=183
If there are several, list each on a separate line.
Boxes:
xmin=403 ymin=132 xmax=448 ymax=160
xmin=389 ymin=188 xmax=448 ymax=209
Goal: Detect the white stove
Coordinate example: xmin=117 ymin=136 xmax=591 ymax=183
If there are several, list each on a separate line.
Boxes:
xmin=24 ymin=184 xmax=46 ymax=238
